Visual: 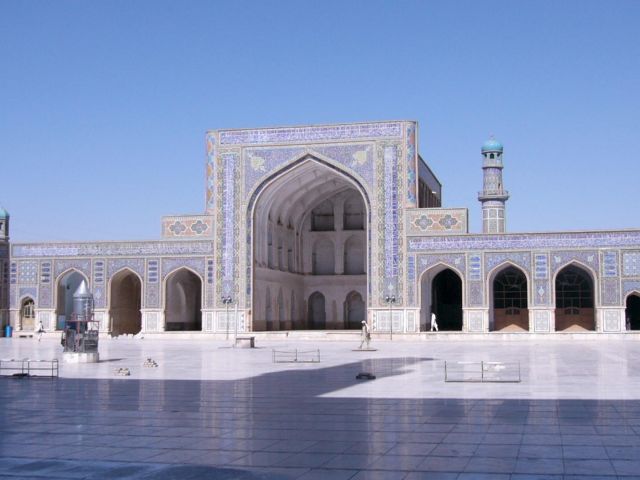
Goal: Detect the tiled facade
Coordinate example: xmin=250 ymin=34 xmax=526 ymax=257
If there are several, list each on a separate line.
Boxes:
xmin=3 ymin=120 xmax=640 ymax=335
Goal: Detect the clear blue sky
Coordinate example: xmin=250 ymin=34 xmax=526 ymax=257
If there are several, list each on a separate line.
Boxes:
xmin=1 ymin=0 xmax=639 ymax=242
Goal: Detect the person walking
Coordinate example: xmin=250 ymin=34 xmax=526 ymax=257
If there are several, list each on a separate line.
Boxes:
xmin=36 ymin=320 xmax=45 ymax=342
xmin=359 ymin=320 xmax=371 ymax=349
xmin=430 ymin=312 xmax=439 ymax=332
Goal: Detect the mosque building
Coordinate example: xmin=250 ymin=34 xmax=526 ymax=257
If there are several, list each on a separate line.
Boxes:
xmin=2 ymin=120 xmax=640 ymax=336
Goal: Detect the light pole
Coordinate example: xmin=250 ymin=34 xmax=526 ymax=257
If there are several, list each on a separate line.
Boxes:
xmin=222 ymin=296 xmax=232 ymax=340
xmin=385 ymin=295 xmax=396 ymax=340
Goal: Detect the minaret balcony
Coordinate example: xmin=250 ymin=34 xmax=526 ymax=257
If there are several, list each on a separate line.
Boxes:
xmin=478 ymin=190 xmax=510 ymax=200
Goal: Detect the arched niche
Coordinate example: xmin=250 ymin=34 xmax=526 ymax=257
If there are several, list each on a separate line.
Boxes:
xmin=420 ymin=265 xmax=463 ymax=331
xmin=164 ymin=269 xmax=202 ymax=331
xmin=308 ymin=292 xmax=326 ymax=330
xmin=109 ymin=269 xmax=142 ymax=336
xmin=55 ymin=270 xmax=88 ymax=330
xmin=490 ymin=265 xmax=529 ymax=332
xmin=625 ymin=293 xmax=640 ymax=331
xmin=20 ymin=297 xmax=36 ymax=331
xmin=344 ymin=291 xmax=365 ymax=329
xmin=554 ymin=264 xmax=595 ymax=331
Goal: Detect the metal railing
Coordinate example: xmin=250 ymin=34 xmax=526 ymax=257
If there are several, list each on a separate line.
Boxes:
xmin=444 ymin=361 xmax=520 ymax=383
xmin=272 ymin=349 xmax=320 ymax=363
xmin=0 ymin=359 xmax=59 ymax=378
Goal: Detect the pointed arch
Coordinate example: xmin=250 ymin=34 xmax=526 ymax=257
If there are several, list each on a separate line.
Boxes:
xmin=108 ymin=268 xmax=143 ymax=336
xmin=488 ymin=261 xmax=530 ymax=332
xmin=344 ymin=291 xmax=365 ymax=329
xmin=307 ymin=291 xmax=326 ymax=330
xmin=419 ymin=263 xmax=464 ymax=332
xmin=20 ymin=297 xmax=36 ymax=331
xmin=554 ymin=262 xmax=596 ymax=331
xmin=164 ymin=267 xmax=203 ymax=331
xmin=55 ymin=269 xmax=89 ymax=330
xmin=625 ymin=291 xmax=640 ymax=331
xmin=249 ymin=153 xmax=370 ymax=330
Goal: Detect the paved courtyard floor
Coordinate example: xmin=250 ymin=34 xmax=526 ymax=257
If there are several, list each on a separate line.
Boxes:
xmin=1 ymin=335 xmax=640 ymax=479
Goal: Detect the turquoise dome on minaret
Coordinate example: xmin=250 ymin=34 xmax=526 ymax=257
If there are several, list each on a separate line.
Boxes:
xmin=481 ymin=137 xmax=503 ymax=152
xmin=0 ymin=206 xmax=8 ymax=218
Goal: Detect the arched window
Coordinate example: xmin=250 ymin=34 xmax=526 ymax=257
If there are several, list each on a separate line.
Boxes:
xmin=343 ymin=194 xmax=364 ymax=230
xmin=311 ymin=200 xmax=334 ymax=231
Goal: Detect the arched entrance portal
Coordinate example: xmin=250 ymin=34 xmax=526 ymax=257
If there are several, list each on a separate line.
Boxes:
xmin=251 ymin=158 xmax=368 ymax=331
xmin=20 ymin=298 xmax=35 ymax=331
xmin=345 ymin=291 xmax=365 ymax=329
xmin=555 ymin=264 xmax=595 ymax=331
xmin=109 ymin=269 xmax=142 ymax=335
xmin=56 ymin=270 xmax=86 ymax=330
xmin=626 ymin=294 xmax=640 ymax=330
xmin=491 ymin=266 xmax=529 ymax=331
xmin=164 ymin=269 xmax=202 ymax=331
xmin=420 ymin=266 xmax=463 ymax=331
xmin=308 ymin=292 xmax=326 ymax=329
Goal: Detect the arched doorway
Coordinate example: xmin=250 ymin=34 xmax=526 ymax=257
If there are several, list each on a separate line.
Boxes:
xmin=20 ymin=298 xmax=35 ymax=331
xmin=491 ymin=266 xmax=529 ymax=331
xmin=308 ymin=292 xmax=326 ymax=329
xmin=164 ymin=269 xmax=202 ymax=331
xmin=625 ymin=293 xmax=640 ymax=331
xmin=109 ymin=269 xmax=142 ymax=335
xmin=251 ymin=157 xmax=368 ymax=331
xmin=420 ymin=266 xmax=463 ymax=331
xmin=555 ymin=264 xmax=595 ymax=331
xmin=344 ymin=291 xmax=365 ymax=329
xmin=56 ymin=270 xmax=87 ymax=330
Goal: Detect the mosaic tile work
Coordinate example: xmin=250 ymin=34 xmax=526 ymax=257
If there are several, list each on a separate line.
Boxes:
xmin=13 ymin=241 xmax=213 ymax=258
xmin=218 ymin=121 xmax=403 ymax=145
xmin=243 ymin=147 xmax=306 ymax=193
xmin=205 ymin=258 xmax=215 ymax=308
xmin=551 ymin=250 xmax=599 ymax=276
xmin=622 ymin=280 xmax=640 ymax=299
xmin=205 ymin=132 xmax=216 ymax=213
xmin=405 ymin=208 xmax=468 ymax=236
xmin=162 ymin=215 xmax=213 ymax=238
xmin=534 ymin=279 xmax=550 ymax=306
xmin=106 ymin=258 xmax=145 ymax=279
xmin=416 ymin=254 xmax=466 ymax=278
xmin=161 ymin=258 xmax=205 ymax=280
xmin=407 ymin=255 xmax=416 ymax=305
xmin=53 ymin=259 xmax=91 ymax=280
xmin=603 ymin=251 xmax=618 ymax=277
xmin=381 ymin=144 xmax=400 ymax=297
xmin=93 ymin=260 xmax=104 ymax=285
xmin=534 ymin=254 xmax=548 ymax=279
xmin=145 ymin=260 xmax=160 ymax=308
xmin=468 ymin=254 xmax=482 ymax=281
xmin=406 ymin=123 xmax=417 ymax=207
xmin=18 ymin=262 xmax=38 ymax=284
xmin=601 ymin=278 xmax=620 ymax=306
xmin=623 ymin=251 xmax=640 ymax=276
xmin=39 ymin=285 xmax=52 ymax=308
xmin=485 ymin=251 xmax=531 ymax=274
xmin=218 ymin=151 xmax=240 ymax=300
xmin=408 ymin=230 xmax=640 ymax=252
xmin=468 ymin=282 xmax=484 ymax=307
xmin=18 ymin=286 xmax=37 ymax=302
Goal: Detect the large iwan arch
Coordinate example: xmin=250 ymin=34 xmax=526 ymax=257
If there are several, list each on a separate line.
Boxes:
xmin=248 ymin=156 xmax=370 ymax=331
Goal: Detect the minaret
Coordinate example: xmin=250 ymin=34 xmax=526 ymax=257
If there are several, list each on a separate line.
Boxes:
xmin=0 ymin=207 xmax=8 ymax=241
xmin=478 ymin=137 xmax=509 ymax=234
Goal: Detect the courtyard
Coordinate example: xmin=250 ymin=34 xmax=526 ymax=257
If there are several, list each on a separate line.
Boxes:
xmin=1 ymin=336 xmax=640 ymax=479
